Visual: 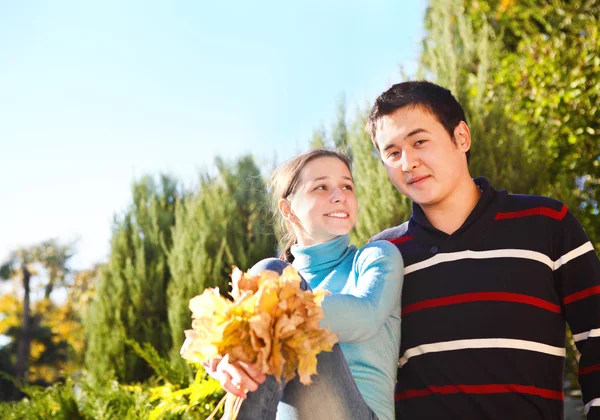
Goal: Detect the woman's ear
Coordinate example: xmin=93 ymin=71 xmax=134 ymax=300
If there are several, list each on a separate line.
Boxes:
xmin=278 ymin=198 xmax=296 ymax=222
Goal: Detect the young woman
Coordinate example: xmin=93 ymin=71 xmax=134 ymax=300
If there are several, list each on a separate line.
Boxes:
xmin=207 ymin=149 xmax=403 ymax=420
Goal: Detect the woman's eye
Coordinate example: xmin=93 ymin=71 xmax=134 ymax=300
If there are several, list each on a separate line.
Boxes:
xmin=314 ymin=185 xmax=326 ymax=191
xmin=415 ymin=140 xmax=426 ymax=146
xmin=387 ymin=151 xmax=399 ymax=159
xmin=342 ymin=185 xmax=354 ymax=191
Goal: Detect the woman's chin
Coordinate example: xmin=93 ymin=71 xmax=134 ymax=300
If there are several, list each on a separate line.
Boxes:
xmin=328 ymin=227 xmax=353 ymax=237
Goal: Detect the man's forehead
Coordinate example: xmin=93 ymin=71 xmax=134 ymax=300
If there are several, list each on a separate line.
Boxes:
xmin=376 ymin=107 xmax=438 ymax=140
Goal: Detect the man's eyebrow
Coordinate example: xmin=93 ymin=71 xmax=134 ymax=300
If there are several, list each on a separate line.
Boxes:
xmin=405 ymin=128 xmax=429 ymax=138
xmin=383 ymin=143 xmax=395 ymax=152
xmin=383 ymin=128 xmax=430 ymax=152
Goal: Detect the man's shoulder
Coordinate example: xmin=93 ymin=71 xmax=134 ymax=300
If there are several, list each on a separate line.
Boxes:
xmin=369 ymin=221 xmax=410 ymax=243
xmin=493 ymin=193 xmax=575 ymax=230
xmin=499 ymin=192 xmax=566 ymax=214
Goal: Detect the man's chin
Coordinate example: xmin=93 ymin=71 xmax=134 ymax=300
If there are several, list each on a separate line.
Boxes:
xmin=399 ymin=185 xmax=439 ymax=206
xmin=409 ymin=194 xmax=439 ymax=207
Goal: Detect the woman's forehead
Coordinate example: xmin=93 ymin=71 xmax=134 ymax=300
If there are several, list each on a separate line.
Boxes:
xmin=298 ymin=157 xmax=352 ymax=182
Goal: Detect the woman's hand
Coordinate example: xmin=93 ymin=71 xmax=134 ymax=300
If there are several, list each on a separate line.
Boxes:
xmin=202 ymin=356 xmax=221 ymax=379
xmin=205 ymin=355 xmax=267 ymax=399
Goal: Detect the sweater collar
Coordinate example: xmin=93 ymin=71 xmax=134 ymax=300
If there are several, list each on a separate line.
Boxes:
xmin=411 ymin=177 xmax=496 ymax=238
xmin=291 ymin=234 xmax=355 ymax=273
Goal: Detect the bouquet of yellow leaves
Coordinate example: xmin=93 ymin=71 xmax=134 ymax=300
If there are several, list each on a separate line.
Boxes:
xmin=180 ymin=265 xmax=339 ymax=419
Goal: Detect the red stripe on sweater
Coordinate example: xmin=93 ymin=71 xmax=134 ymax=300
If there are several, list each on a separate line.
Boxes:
xmin=579 ymin=364 xmax=600 ymax=376
xmin=494 ymin=204 xmax=568 ymax=221
xmin=563 ymin=286 xmax=600 ymax=305
xmin=388 ymin=235 xmax=413 ymax=245
xmin=395 ymin=384 xmax=564 ymax=401
xmin=402 ymin=292 xmax=562 ymax=316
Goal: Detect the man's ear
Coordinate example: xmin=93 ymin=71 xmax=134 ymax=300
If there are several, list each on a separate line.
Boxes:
xmin=278 ymin=198 xmax=296 ymax=222
xmin=454 ymin=121 xmax=472 ymax=153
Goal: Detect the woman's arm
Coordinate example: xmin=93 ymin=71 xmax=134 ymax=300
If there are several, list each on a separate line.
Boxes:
xmin=320 ymin=240 xmax=403 ymax=343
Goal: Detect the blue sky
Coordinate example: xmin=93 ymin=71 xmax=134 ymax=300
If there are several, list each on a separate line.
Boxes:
xmin=0 ymin=1 xmax=426 ymax=272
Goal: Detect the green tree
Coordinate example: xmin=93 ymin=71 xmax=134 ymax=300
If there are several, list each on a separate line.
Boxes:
xmin=332 ymin=95 xmax=349 ymax=154
xmin=309 ymin=124 xmax=328 ymax=149
xmin=167 ymin=155 xmax=276 ymax=369
xmin=85 ymin=175 xmax=181 ymax=384
xmin=453 ymin=0 xmax=600 ymax=248
xmin=421 ymin=0 xmax=548 ymax=194
xmin=487 ymin=0 xmax=600 ymax=249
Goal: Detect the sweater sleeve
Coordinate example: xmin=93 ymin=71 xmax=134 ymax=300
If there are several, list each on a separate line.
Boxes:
xmin=320 ymin=240 xmax=403 ymax=344
xmin=553 ymin=209 xmax=600 ymax=419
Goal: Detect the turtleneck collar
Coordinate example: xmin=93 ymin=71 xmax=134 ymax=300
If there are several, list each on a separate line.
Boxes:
xmin=291 ymin=234 xmax=356 ymax=273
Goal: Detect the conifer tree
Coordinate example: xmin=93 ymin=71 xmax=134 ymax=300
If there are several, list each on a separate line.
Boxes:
xmin=332 ymin=95 xmax=349 ymax=156
xmin=309 ymin=124 xmax=328 ymax=149
xmin=167 ymin=155 xmax=276 ymax=367
xmin=84 ymin=174 xmax=180 ymax=384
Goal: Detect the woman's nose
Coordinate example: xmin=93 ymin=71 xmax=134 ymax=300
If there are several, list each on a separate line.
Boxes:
xmin=330 ymin=187 xmax=346 ymax=203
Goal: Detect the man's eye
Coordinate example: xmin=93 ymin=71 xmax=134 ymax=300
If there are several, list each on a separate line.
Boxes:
xmin=415 ymin=140 xmax=426 ymax=146
xmin=342 ymin=185 xmax=354 ymax=191
xmin=387 ymin=151 xmax=399 ymax=159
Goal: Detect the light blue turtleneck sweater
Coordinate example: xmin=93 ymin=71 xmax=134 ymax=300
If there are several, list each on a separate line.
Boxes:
xmin=291 ymin=234 xmax=403 ymax=420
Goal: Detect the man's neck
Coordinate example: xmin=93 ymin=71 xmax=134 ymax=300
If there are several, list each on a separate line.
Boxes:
xmin=420 ymin=177 xmax=481 ymax=235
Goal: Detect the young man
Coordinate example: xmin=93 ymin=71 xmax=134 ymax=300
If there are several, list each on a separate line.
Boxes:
xmin=367 ymin=80 xmax=600 ymax=420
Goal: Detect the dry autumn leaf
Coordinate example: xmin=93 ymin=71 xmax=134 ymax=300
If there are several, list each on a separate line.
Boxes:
xmin=180 ymin=265 xmax=338 ymax=386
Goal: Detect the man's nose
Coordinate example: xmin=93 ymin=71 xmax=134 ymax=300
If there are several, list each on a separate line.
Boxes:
xmin=401 ymin=152 xmax=419 ymax=172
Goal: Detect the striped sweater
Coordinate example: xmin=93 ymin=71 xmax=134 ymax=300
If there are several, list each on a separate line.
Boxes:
xmin=371 ymin=177 xmax=600 ymax=420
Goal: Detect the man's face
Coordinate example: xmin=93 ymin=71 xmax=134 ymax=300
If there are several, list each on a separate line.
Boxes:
xmin=374 ymin=106 xmax=471 ymax=209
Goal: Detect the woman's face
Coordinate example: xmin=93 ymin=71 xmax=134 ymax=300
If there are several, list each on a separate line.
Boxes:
xmin=284 ymin=156 xmax=358 ymax=247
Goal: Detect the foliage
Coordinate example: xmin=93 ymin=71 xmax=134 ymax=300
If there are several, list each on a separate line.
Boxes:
xmin=309 ymin=124 xmax=328 ymax=149
xmin=0 ymin=341 xmax=224 ymax=419
xmin=126 ymin=339 xmax=190 ymax=387
xmin=126 ymin=338 xmax=224 ymax=419
xmin=0 ymin=373 xmax=155 ymax=420
xmin=0 ymin=296 xmax=76 ymax=386
xmin=0 ymin=240 xmax=74 ymax=396
xmin=85 ymin=174 xmax=181 ymax=384
xmin=167 ymin=156 xmax=276 ymax=372
xmin=147 ymin=369 xmax=224 ymax=420
xmin=331 ymin=95 xmax=350 ymax=156
xmin=0 ymin=374 xmax=87 ymax=420
xmin=490 ymin=0 xmax=600 ymax=249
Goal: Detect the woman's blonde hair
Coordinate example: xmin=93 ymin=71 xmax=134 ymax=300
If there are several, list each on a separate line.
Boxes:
xmin=269 ymin=148 xmax=352 ymax=262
